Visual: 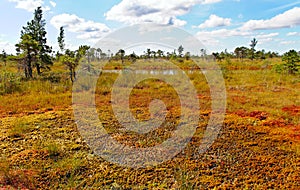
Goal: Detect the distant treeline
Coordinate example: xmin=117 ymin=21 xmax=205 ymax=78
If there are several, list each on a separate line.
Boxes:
xmin=0 ymin=7 xmax=299 ymax=82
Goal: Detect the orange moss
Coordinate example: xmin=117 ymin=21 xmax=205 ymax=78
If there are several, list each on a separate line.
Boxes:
xmin=282 ymin=105 xmax=300 ymax=116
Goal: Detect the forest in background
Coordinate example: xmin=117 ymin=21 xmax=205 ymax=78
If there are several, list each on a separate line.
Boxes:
xmin=0 ymin=7 xmax=299 ymax=84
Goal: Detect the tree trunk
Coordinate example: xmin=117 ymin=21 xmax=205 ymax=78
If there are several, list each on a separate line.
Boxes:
xmin=73 ymin=69 xmax=76 ymax=81
xmin=27 ymin=54 xmax=33 ymax=78
xmin=36 ymin=63 xmax=41 ymax=75
xmin=28 ymin=63 xmax=33 ymax=78
xmin=24 ymin=65 xmax=29 ymax=78
xmin=69 ymin=69 xmax=73 ymax=83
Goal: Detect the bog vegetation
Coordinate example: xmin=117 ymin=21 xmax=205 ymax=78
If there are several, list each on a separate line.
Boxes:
xmin=0 ymin=6 xmax=299 ymax=189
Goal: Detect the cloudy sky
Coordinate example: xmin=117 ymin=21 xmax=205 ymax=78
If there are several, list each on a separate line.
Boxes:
xmin=1 ymin=0 xmax=300 ymax=54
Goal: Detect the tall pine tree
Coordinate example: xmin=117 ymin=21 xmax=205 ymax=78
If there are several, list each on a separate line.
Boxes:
xmin=57 ymin=26 xmax=65 ymax=54
xmin=15 ymin=34 xmax=39 ymax=78
xmin=17 ymin=6 xmax=52 ymax=76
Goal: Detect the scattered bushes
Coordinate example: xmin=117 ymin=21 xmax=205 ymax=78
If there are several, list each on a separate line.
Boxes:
xmin=272 ymin=64 xmax=285 ymax=74
xmin=0 ymin=71 xmax=71 ymax=95
xmin=0 ymin=72 xmax=22 ymax=95
xmin=38 ymin=71 xmax=68 ymax=83
xmin=282 ymin=50 xmax=300 ymax=75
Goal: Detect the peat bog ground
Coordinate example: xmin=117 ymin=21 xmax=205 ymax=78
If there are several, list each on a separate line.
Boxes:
xmin=0 ymin=59 xmax=299 ymax=189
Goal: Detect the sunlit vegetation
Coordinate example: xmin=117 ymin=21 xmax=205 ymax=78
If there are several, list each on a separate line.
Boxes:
xmin=1 ymin=56 xmax=299 ymax=189
xmin=0 ymin=6 xmax=299 ymax=190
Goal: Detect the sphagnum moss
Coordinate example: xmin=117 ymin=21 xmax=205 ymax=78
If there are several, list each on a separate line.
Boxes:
xmin=0 ymin=59 xmax=299 ymax=189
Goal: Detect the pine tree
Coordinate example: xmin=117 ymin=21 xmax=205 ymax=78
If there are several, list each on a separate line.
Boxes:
xmin=20 ymin=6 xmax=52 ymax=75
xmin=57 ymin=26 xmax=65 ymax=54
xmin=60 ymin=46 xmax=90 ymax=83
xmin=61 ymin=49 xmax=76 ymax=83
xmin=282 ymin=50 xmax=300 ymax=75
xmin=250 ymin=38 xmax=258 ymax=60
xmin=178 ymin=45 xmax=184 ymax=57
xmin=15 ymin=34 xmax=39 ymax=78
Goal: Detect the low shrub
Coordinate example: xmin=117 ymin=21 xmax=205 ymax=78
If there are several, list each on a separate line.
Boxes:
xmin=0 ymin=72 xmax=22 ymax=95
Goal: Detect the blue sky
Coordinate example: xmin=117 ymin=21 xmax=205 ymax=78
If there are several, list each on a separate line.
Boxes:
xmin=1 ymin=0 xmax=300 ymax=54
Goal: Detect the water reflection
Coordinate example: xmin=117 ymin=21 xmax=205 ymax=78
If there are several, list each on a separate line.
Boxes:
xmin=102 ymin=69 xmax=205 ymax=75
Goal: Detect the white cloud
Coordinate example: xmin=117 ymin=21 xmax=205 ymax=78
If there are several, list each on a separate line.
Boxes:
xmin=199 ymin=37 xmax=220 ymax=47
xmin=268 ymin=1 xmax=300 ymax=12
xmin=48 ymin=39 xmax=78 ymax=52
xmin=105 ymin=0 xmax=222 ymax=26
xmin=197 ymin=14 xmax=231 ymax=29
xmin=280 ymin=41 xmax=296 ymax=45
xmin=257 ymin=38 xmax=273 ymax=44
xmin=254 ymin=33 xmax=278 ymax=45
xmin=43 ymin=5 xmax=50 ymax=12
xmin=0 ymin=38 xmax=16 ymax=54
xmin=8 ymin=0 xmax=44 ymax=12
xmin=241 ymin=7 xmax=300 ymax=31
xmin=50 ymin=1 xmax=56 ymax=8
xmin=197 ymin=28 xmax=251 ymax=39
xmin=287 ymin=32 xmax=299 ymax=36
xmin=195 ymin=28 xmax=251 ymax=50
xmin=50 ymin=14 xmax=111 ymax=41
xmin=203 ymin=0 xmax=222 ymax=4
xmin=8 ymin=0 xmax=52 ymax=12
xmin=256 ymin=33 xmax=279 ymax=39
